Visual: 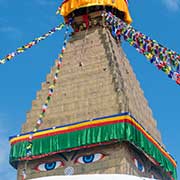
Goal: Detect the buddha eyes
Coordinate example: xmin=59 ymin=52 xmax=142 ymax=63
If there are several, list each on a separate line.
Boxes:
xmin=35 ymin=161 xmax=64 ymax=172
xmin=35 ymin=153 xmax=105 ymax=172
xmin=75 ymin=153 xmax=105 ymax=164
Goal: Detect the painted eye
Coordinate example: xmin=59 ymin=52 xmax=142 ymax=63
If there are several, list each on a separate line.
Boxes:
xmin=150 ymin=173 xmax=162 ymax=179
xmin=75 ymin=153 xmax=104 ymax=164
xmin=133 ymin=158 xmax=145 ymax=173
xmin=150 ymin=174 xmax=156 ymax=179
xmin=35 ymin=161 xmax=64 ymax=172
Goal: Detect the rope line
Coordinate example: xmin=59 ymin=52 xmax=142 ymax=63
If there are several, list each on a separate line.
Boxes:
xmin=23 ymin=25 xmax=70 ymax=179
xmin=0 ymin=23 xmax=65 ymax=64
xmin=26 ymin=25 xmax=69 ymax=156
xmin=104 ymin=12 xmax=180 ymax=86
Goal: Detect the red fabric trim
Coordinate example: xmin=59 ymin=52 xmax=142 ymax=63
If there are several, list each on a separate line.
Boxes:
xmin=19 ymin=140 xmax=118 ymax=161
xmin=11 ymin=118 xmax=175 ymax=166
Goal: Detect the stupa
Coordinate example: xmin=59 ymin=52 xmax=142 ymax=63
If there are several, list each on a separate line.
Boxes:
xmin=9 ymin=1 xmax=177 ymax=180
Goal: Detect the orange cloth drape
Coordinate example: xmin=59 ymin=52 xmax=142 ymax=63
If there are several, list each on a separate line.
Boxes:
xmin=60 ymin=0 xmax=132 ymax=24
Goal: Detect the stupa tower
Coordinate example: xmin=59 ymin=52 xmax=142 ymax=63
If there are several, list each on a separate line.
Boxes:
xmin=9 ymin=1 xmax=177 ymax=180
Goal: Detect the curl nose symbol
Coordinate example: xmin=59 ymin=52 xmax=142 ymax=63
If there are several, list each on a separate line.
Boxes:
xmin=64 ymin=166 xmax=74 ymax=175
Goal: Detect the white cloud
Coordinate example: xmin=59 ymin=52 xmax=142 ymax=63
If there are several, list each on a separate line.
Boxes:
xmin=162 ymin=0 xmax=180 ymax=11
xmin=0 ymin=140 xmax=16 ymax=179
xmin=0 ymin=25 xmax=22 ymax=40
xmin=0 ymin=115 xmax=11 ymax=167
xmin=0 ymin=17 xmax=22 ymax=39
xmin=0 ymin=114 xmax=16 ymax=180
xmin=0 ymin=26 xmax=19 ymax=33
xmin=0 ymin=137 xmax=8 ymax=165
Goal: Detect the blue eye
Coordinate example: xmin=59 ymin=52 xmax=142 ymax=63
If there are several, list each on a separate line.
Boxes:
xmin=133 ymin=158 xmax=145 ymax=173
xmin=35 ymin=161 xmax=64 ymax=172
xmin=83 ymin=154 xmax=95 ymax=163
xmin=45 ymin=162 xmax=56 ymax=170
xmin=76 ymin=153 xmax=104 ymax=164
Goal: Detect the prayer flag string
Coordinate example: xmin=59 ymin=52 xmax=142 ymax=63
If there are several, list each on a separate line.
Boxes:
xmin=0 ymin=23 xmax=65 ymax=65
xmin=25 ymin=25 xmax=70 ymax=157
xmin=104 ymin=12 xmax=180 ymax=86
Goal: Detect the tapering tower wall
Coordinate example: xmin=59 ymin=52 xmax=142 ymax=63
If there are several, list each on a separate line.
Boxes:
xmin=22 ymin=27 xmax=162 ymax=143
xmin=15 ymin=27 xmax=170 ymax=179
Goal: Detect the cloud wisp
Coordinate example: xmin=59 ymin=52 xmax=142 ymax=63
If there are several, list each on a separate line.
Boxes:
xmin=0 ymin=114 xmax=16 ymax=179
xmin=162 ymin=0 xmax=180 ymax=11
xmin=0 ymin=136 xmax=16 ymax=179
xmin=0 ymin=18 xmax=22 ymax=40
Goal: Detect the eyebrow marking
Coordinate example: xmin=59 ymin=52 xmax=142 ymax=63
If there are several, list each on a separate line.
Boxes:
xmin=71 ymin=151 xmax=79 ymax=161
xmin=58 ymin=153 xmax=68 ymax=161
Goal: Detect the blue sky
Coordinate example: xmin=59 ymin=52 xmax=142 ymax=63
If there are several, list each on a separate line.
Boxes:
xmin=0 ymin=0 xmax=179 ymax=179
